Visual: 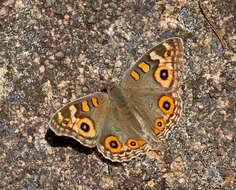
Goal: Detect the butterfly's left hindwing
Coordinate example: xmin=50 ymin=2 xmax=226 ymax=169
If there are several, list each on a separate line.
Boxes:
xmin=49 ymin=93 xmax=108 ymax=148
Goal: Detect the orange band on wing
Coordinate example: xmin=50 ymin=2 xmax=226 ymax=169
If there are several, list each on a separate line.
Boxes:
xmin=131 ymin=71 xmax=140 ymax=80
xmin=91 ymin=97 xmax=99 ymax=107
xmin=138 ymin=62 xmax=150 ymax=73
xmin=81 ymin=100 xmax=90 ymax=112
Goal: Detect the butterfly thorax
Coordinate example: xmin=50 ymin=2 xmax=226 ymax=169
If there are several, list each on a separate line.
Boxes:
xmin=107 ymin=83 xmax=131 ymax=113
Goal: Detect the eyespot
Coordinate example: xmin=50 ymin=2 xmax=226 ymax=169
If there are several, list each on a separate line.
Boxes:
xmin=75 ymin=117 xmax=96 ymax=138
xmin=61 ymin=118 xmax=73 ymax=128
xmin=104 ymin=136 xmax=122 ymax=153
xmin=126 ymin=139 xmax=146 ymax=150
xmin=158 ymin=96 xmax=175 ymax=114
xmin=154 ymin=118 xmax=165 ymax=135
xmin=164 ymin=50 xmax=174 ymax=60
xmin=154 ymin=65 xmax=173 ymax=88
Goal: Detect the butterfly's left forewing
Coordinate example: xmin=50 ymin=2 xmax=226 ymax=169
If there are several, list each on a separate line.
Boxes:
xmin=49 ymin=93 xmax=109 ymax=148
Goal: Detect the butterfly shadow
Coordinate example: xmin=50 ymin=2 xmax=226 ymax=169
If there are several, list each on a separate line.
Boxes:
xmin=45 ymin=129 xmax=95 ymax=155
xmin=45 ymin=129 xmax=121 ymax=166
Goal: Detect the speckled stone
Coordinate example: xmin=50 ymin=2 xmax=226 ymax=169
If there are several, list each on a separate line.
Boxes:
xmin=0 ymin=0 xmax=235 ymax=189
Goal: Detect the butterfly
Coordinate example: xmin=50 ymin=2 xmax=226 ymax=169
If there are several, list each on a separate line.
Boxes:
xmin=49 ymin=37 xmax=184 ymax=162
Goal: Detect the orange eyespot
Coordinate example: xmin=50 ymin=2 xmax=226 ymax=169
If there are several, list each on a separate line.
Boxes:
xmin=158 ymin=96 xmax=175 ymax=114
xmin=104 ymin=136 xmax=122 ymax=153
xmin=126 ymin=139 xmax=146 ymax=150
xmin=75 ymin=117 xmax=96 ymax=138
xmin=155 ymin=118 xmax=165 ymax=130
xmin=154 ymin=118 xmax=165 ymax=135
xmin=164 ymin=50 xmax=174 ymax=61
xmin=154 ymin=65 xmax=173 ymax=88
xmin=61 ymin=118 xmax=73 ymax=128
